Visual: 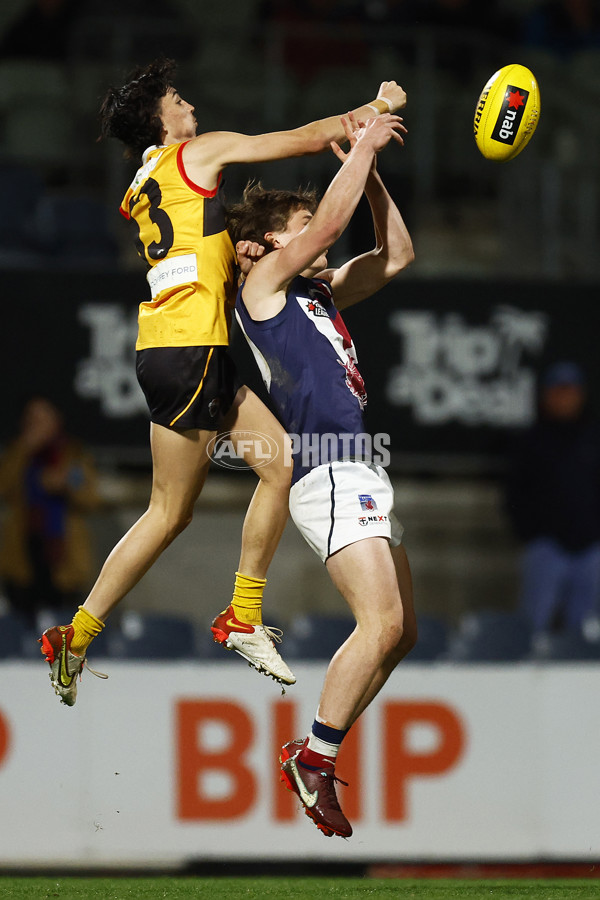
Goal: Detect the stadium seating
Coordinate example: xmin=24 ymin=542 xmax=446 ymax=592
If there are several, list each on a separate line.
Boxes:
xmin=284 ymin=614 xmax=355 ymax=660
xmin=0 ymin=613 xmax=30 ymax=659
xmin=0 ymin=60 xmax=69 ymax=108
xmin=0 ymin=60 xmax=78 ymax=172
xmin=529 ymin=629 xmax=600 ymax=663
xmin=105 ymin=611 xmax=197 ymax=660
xmin=444 ymin=610 xmax=533 ymax=663
xmin=0 ymin=163 xmax=47 ymax=266
xmin=35 ymin=194 xmax=119 ymax=267
xmin=4 ymin=103 xmax=77 ymax=169
xmin=406 ymin=613 xmax=449 ymax=662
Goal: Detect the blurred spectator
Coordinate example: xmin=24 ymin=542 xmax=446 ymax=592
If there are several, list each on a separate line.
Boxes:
xmin=0 ymin=0 xmax=81 ymax=61
xmin=521 ymin=0 xmax=600 ymax=58
xmin=0 ymin=395 xmax=100 ymax=628
xmin=504 ymin=362 xmax=600 ymax=637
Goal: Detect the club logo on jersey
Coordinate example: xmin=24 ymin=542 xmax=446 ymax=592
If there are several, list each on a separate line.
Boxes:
xmin=491 ymin=86 xmax=529 ymax=145
xmin=306 ymin=299 xmax=328 ymax=317
xmin=338 ymin=357 xmax=367 ymax=410
xmin=297 ymin=278 xmax=367 ymax=408
xmin=359 ymin=494 xmax=377 ymax=511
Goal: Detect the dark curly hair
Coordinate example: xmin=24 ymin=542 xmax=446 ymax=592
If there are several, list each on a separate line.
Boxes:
xmin=99 ymin=57 xmax=177 ymax=160
xmin=227 ymin=181 xmax=319 ymax=251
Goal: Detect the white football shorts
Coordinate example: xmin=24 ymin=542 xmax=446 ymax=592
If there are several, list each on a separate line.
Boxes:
xmin=289 ymin=460 xmax=404 ymax=563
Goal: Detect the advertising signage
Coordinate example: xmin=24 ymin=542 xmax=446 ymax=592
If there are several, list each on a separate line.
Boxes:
xmin=3 ymin=271 xmax=598 ymax=472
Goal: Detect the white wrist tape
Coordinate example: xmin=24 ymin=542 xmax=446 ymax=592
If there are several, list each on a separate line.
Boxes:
xmin=366 ymin=97 xmax=393 ymax=115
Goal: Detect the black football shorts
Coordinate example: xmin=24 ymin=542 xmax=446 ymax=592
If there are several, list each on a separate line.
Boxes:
xmin=136 ymin=346 xmax=241 ymax=431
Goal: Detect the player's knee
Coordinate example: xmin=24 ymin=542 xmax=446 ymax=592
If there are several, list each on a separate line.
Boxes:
xmin=380 ymin=623 xmax=415 ymax=673
xmin=152 ymin=504 xmax=194 ymax=542
xmin=170 ymin=508 xmax=194 ymax=538
xmin=258 ymin=456 xmax=293 ymax=491
xmin=374 ymin=612 xmax=404 ymax=656
xmin=400 ymin=617 xmax=418 ymax=656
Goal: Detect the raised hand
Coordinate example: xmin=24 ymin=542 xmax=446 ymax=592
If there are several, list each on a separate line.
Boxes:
xmin=377 ymin=81 xmax=407 ymax=111
xmin=331 ymin=112 xmax=406 ymax=166
xmin=330 ymin=111 xmax=361 ymax=163
xmin=236 ymin=240 xmax=265 ymax=276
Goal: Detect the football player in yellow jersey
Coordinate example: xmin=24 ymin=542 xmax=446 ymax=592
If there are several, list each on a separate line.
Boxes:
xmin=40 ymin=57 xmax=407 ymax=706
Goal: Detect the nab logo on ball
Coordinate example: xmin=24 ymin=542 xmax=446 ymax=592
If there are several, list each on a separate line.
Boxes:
xmin=474 ymin=63 xmax=540 ymax=162
xmin=491 ymin=85 xmax=529 ymax=145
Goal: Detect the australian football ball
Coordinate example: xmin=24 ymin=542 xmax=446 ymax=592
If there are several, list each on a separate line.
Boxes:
xmin=473 ymin=64 xmax=541 ymax=162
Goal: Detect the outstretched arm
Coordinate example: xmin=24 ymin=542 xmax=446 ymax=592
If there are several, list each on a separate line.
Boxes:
xmin=321 ymin=116 xmax=414 ymax=309
xmin=242 ymin=114 xmax=405 ymax=320
xmin=182 ymin=82 xmax=407 ymax=188
xmin=324 ymin=167 xmax=414 ymax=310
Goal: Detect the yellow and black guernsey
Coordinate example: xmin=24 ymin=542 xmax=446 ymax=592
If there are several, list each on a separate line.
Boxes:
xmin=120 ymin=141 xmax=236 ymax=350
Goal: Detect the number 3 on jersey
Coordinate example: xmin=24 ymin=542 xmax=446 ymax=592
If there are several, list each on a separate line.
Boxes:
xmin=130 ymin=177 xmax=174 ymax=262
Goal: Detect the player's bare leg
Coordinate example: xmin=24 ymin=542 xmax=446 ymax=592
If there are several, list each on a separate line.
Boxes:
xmin=280 ymin=536 xmax=404 ymax=836
xmin=227 ymin=386 xmax=293 ymax=579
xmin=347 ymin=543 xmax=417 ymax=724
xmin=210 ymin=386 xmax=295 ymax=685
xmin=84 ymin=423 xmax=214 ymax=620
xmin=318 ymin=536 xmax=405 ymax=725
xmin=41 ymin=423 xmax=215 ymax=704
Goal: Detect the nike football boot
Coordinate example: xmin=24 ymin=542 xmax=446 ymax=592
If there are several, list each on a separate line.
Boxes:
xmin=39 ymin=624 xmax=107 ymax=706
xmin=211 ymin=605 xmax=295 ymax=686
xmin=279 ymin=738 xmax=352 ymax=838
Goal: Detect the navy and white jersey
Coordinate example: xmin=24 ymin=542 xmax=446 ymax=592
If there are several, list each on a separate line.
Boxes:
xmin=235 ymin=274 xmax=369 ymax=484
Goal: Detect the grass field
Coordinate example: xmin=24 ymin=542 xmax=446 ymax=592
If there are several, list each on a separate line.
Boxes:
xmin=2 ymin=877 xmax=600 ymax=900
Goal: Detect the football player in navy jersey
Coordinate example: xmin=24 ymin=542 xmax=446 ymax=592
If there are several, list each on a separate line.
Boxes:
xmin=39 ymin=56 xmax=409 ymax=706
xmin=227 ymin=113 xmax=416 ymax=838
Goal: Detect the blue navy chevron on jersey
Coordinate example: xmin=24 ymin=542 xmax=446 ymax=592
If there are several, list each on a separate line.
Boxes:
xmin=235 ymin=275 xmax=369 ymax=484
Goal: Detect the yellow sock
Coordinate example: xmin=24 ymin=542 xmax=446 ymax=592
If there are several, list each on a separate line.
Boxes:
xmin=231 ymin=571 xmax=266 ymax=625
xmin=71 ymin=605 xmax=105 ymax=656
